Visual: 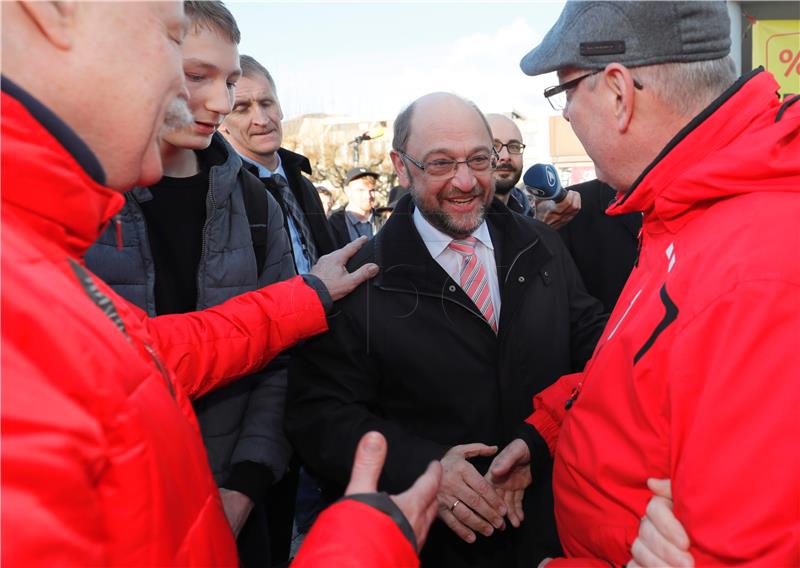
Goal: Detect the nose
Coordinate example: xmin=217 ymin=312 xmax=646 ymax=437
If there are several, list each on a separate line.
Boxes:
xmin=207 ymin=82 xmax=233 ymax=116
xmin=450 ymin=161 xmax=477 ymax=192
xmin=562 ymin=105 xmax=570 ymax=123
xmin=251 ymin=105 xmax=270 ymax=127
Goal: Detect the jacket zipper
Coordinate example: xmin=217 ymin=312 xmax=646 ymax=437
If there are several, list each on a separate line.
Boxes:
xmin=114 ymin=215 xmax=123 ymax=251
xmin=196 ymin=173 xmax=217 ymax=309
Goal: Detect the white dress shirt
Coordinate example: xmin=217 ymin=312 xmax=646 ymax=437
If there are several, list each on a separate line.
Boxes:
xmin=412 ymin=208 xmax=502 ymax=318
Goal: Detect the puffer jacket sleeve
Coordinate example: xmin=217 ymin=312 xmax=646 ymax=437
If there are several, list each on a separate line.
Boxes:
xmin=293 ymin=500 xmax=419 ymax=567
xmin=139 ymin=275 xmax=328 ymax=400
xmin=1 ymin=342 xmax=108 ymax=566
xmin=226 ymin=188 xmax=296 ymax=486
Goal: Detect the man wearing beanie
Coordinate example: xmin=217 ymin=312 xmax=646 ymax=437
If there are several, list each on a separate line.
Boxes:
xmin=490 ymin=1 xmax=800 ymax=565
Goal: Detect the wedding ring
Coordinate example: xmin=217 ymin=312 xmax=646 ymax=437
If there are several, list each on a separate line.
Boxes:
xmin=450 ymin=499 xmax=461 ymax=512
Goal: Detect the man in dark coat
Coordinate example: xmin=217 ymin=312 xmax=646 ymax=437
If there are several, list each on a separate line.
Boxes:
xmin=557 ymin=179 xmax=642 ymax=312
xmin=286 ymin=92 xmax=607 ymax=567
xmin=220 ymin=55 xmax=336 ymax=275
xmin=328 ymin=167 xmax=380 ymax=249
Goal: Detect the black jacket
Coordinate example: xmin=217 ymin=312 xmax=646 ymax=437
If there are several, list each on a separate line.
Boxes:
xmin=286 ymin=195 xmax=607 ymax=567
xmin=327 ymin=208 xmax=350 ymax=249
xmin=558 ymin=180 xmax=642 ymax=312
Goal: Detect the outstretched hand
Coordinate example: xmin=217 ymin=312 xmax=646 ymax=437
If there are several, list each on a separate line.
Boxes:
xmin=310 ymin=236 xmax=379 ymax=301
xmin=486 ymin=438 xmax=532 ymax=528
xmin=346 ymin=431 xmax=441 ymax=550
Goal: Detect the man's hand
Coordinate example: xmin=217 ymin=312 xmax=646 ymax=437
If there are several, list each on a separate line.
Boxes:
xmin=437 ymin=444 xmax=507 ymax=543
xmin=629 ymin=479 xmax=694 ymax=568
xmin=310 ymin=236 xmax=379 ymax=301
xmin=534 ymin=190 xmax=581 ymax=229
xmin=486 ymin=438 xmax=532 ymax=528
xmin=219 ymin=488 xmax=254 ymax=538
xmin=346 ymin=431 xmax=441 ymax=550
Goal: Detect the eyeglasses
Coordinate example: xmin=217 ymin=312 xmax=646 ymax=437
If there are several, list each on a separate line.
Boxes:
xmin=544 ymin=70 xmax=644 ymax=111
xmin=544 ymin=70 xmax=601 ymax=111
xmin=398 ymin=151 xmax=498 ymax=178
xmin=493 ymin=141 xmax=526 ymax=155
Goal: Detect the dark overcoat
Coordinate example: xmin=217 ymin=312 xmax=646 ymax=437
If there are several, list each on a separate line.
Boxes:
xmin=286 ymin=195 xmax=607 ymax=566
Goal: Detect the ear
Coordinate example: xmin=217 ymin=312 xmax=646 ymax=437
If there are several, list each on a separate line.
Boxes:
xmin=603 ymin=64 xmax=636 ymax=134
xmin=19 ymin=1 xmax=77 ymax=50
xmin=390 ymin=150 xmax=411 ymax=188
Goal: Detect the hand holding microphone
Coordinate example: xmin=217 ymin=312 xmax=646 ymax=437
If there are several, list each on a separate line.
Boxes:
xmin=523 ymin=164 xmax=581 ymax=229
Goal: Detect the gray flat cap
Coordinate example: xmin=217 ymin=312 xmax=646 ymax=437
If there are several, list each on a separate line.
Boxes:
xmin=520 ymin=1 xmax=731 ymax=76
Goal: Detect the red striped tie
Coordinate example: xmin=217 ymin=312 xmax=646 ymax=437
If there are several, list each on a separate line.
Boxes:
xmin=448 ymin=237 xmax=498 ymax=333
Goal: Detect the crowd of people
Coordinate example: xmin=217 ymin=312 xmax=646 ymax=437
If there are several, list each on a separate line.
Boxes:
xmin=2 ymin=0 xmax=798 ymax=567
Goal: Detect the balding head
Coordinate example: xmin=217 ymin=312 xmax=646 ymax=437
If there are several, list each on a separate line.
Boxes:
xmin=485 ymin=114 xmax=525 ymax=197
xmin=393 ymin=92 xmax=493 ymax=154
xmin=2 ymin=1 xmax=189 ymax=190
xmin=390 ymin=92 xmax=497 ymax=239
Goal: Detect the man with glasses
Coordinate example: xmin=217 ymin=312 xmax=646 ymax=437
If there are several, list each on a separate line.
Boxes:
xmin=489 ymin=1 xmax=800 ymax=565
xmin=486 ymin=113 xmax=582 ymax=226
xmin=286 ymin=92 xmax=607 ymax=567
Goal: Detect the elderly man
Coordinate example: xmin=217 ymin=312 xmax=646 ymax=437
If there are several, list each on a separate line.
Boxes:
xmin=286 ymin=91 xmax=607 ymax=567
xmin=0 ymin=2 xmax=436 ymax=565
xmin=490 ymin=1 xmax=800 ymax=565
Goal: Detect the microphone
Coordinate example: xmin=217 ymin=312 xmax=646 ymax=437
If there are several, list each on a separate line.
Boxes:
xmin=523 ymin=163 xmax=566 ymax=203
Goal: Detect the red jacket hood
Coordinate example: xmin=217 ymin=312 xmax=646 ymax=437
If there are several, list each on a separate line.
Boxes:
xmin=1 ymin=87 xmax=125 ymax=259
xmin=610 ymin=70 xmax=800 ymax=234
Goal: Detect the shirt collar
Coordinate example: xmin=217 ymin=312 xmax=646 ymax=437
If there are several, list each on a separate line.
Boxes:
xmin=412 ymin=207 xmax=493 ymax=259
xmin=239 ymin=152 xmax=286 ymax=179
xmin=345 ymin=209 xmax=373 ymax=225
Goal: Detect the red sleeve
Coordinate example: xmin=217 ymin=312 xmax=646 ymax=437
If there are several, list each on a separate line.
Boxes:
xmin=525 ymin=372 xmax=583 ymax=456
xmin=293 ymin=500 xmax=418 ymax=567
xmin=141 ymin=276 xmax=328 ymax=400
xmin=667 ymin=282 xmax=800 ymax=563
xmin=1 ymin=342 xmax=108 ymax=566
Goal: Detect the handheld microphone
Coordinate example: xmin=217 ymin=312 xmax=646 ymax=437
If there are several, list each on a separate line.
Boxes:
xmin=523 ymin=164 xmax=566 ymax=203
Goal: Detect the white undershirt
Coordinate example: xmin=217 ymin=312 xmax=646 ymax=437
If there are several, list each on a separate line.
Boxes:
xmin=412 ymin=208 xmax=502 ymax=318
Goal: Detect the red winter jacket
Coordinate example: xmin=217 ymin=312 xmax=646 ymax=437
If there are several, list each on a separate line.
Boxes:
xmin=1 ymin=82 xmax=328 ymax=565
xmin=527 ymin=70 xmax=800 ymax=566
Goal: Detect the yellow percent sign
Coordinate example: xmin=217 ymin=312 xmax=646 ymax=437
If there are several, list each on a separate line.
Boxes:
xmin=753 ymin=19 xmax=800 ymax=101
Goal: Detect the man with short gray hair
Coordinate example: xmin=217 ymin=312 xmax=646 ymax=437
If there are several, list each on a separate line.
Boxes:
xmin=490 ymin=1 xmax=800 ymax=565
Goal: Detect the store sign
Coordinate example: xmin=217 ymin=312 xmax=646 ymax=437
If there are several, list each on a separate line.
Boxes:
xmin=752 ymin=20 xmax=800 ymax=100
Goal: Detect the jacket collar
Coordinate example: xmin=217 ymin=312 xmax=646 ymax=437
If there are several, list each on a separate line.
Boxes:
xmin=374 ymin=194 xmax=547 ymax=294
xmin=1 ymin=78 xmax=124 ymax=259
xmin=278 ymin=147 xmax=312 ymax=176
xmin=610 ymin=69 xmax=799 ymax=234
xmin=130 ymin=131 xmax=241 ymax=206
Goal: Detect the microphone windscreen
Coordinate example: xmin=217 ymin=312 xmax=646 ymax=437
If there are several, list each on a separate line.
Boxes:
xmin=523 ymin=164 xmax=566 ymax=202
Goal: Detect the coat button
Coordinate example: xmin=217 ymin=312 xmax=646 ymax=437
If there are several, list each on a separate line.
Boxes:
xmin=543 ymin=270 xmax=550 ymax=278
xmin=518 ymin=276 xmax=526 ymax=283
xmin=448 ymin=285 xmax=456 ymax=292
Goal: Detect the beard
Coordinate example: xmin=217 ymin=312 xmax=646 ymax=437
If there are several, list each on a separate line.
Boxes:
xmin=493 ymin=164 xmax=522 ymax=195
xmin=161 ymin=96 xmax=194 ymax=133
xmin=409 ymin=183 xmax=489 ymax=239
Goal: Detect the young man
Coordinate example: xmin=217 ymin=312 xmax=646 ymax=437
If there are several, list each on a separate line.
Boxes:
xmin=84 ymin=3 xmax=301 ymax=565
xmin=328 ymin=167 xmax=379 ymax=248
